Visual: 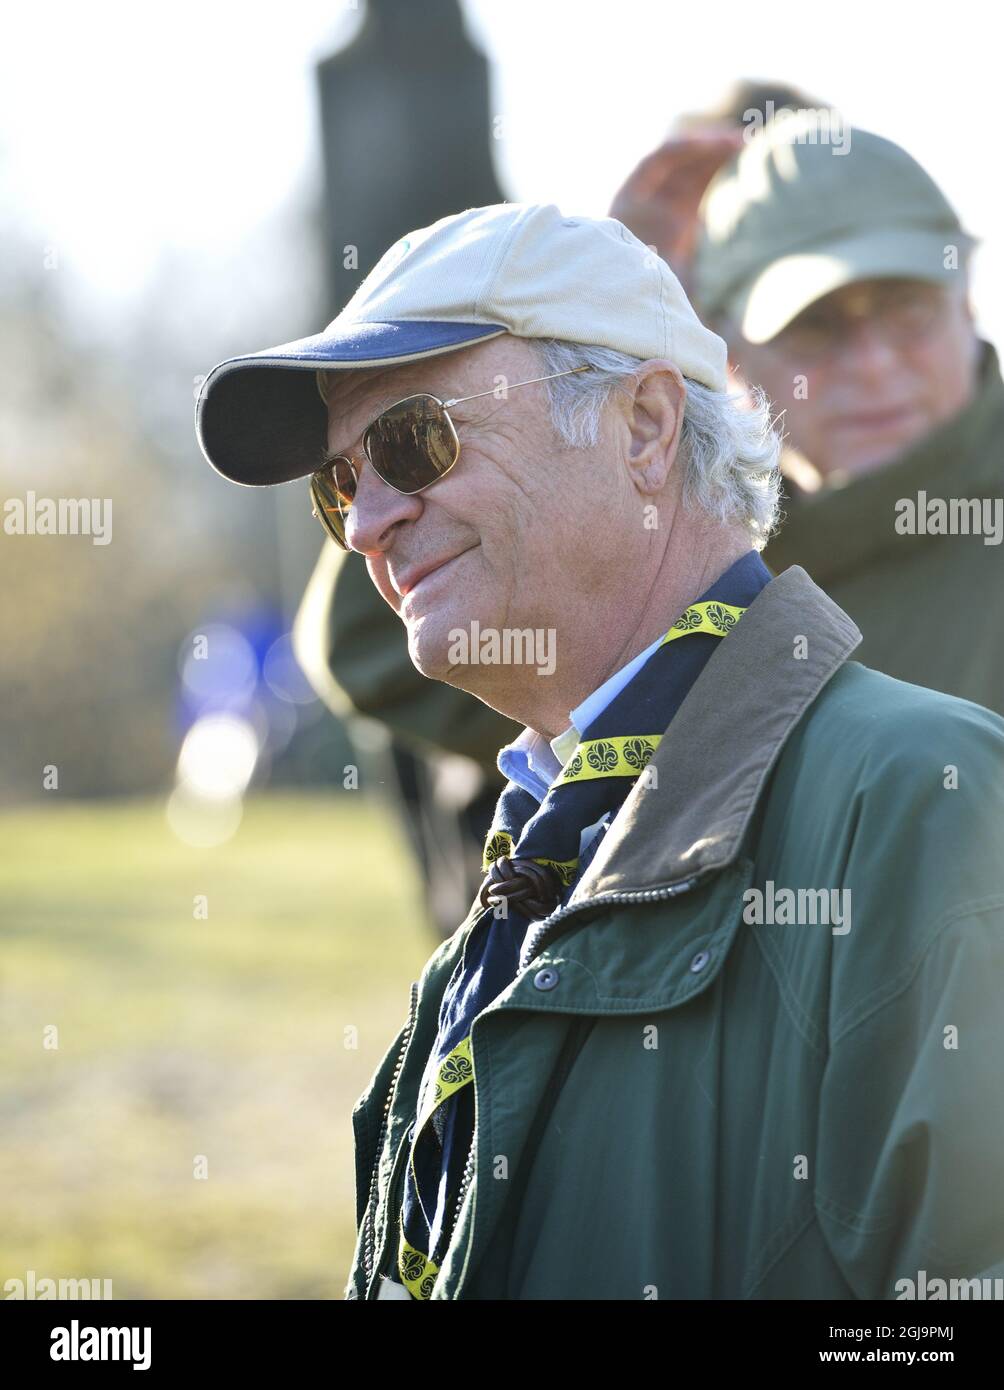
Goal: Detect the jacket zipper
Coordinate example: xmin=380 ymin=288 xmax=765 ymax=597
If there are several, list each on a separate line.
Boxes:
xmin=445 ymin=1129 xmax=478 ymax=1256
xmin=442 ymin=872 xmax=708 ymax=1298
xmin=362 ymin=904 xmax=489 ymax=1299
xmin=360 ymin=979 xmax=419 ymax=1299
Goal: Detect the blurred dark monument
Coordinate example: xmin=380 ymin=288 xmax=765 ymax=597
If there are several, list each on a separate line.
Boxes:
xmin=317 ymin=0 xmax=505 ymax=311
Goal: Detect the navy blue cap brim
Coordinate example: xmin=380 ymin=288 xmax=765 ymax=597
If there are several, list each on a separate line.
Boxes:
xmin=195 ymin=320 xmax=508 ymax=487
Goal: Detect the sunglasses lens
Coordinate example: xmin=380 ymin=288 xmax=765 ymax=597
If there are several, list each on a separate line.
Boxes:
xmin=310 ymin=459 xmax=355 ymax=548
xmin=364 ymin=395 xmax=458 ymax=492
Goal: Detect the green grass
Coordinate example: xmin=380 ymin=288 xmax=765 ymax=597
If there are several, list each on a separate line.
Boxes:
xmin=0 ymin=792 xmax=435 ymax=1299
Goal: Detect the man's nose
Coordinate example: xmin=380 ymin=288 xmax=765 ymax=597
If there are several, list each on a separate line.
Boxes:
xmin=841 ymin=317 xmax=902 ymax=375
xmin=344 ymin=458 xmax=424 ymax=553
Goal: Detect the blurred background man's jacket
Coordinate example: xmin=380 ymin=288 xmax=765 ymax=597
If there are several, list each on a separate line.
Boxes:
xmin=763 ymin=338 xmax=1004 ymax=715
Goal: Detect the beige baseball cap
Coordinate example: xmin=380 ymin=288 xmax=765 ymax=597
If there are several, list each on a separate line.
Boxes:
xmin=694 ymin=110 xmax=978 ymax=344
xmin=195 ymin=201 xmax=728 ymax=487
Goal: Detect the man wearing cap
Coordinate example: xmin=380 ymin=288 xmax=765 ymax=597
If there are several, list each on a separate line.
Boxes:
xmin=695 ymin=110 xmax=1004 ymax=715
xmin=196 ymin=202 xmax=1004 ymax=1300
xmin=289 ymin=81 xmax=831 ymax=945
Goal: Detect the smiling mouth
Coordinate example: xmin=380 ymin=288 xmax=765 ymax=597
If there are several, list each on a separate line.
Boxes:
xmin=401 ymin=548 xmax=474 ymax=599
xmin=839 ymin=406 xmax=920 ymax=431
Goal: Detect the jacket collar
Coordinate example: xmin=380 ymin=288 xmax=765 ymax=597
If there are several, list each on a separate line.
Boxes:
xmin=763 ymin=339 xmax=1004 ymax=586
xmin=566 ymin=564 xmax=861 ymax=900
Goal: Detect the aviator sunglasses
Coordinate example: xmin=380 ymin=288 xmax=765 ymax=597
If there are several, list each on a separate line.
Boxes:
xmin=310 ymin=363 xmax=591 ymax=548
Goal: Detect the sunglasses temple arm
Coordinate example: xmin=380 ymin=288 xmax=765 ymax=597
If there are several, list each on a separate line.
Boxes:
xmin=442 ymin=363 xmax=590 ymax=408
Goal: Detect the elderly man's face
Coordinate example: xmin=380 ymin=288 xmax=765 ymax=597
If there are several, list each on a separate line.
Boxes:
xmin=323 ymin=334 xmax=686 ymax=697
xmin=726 ymin=277 xmax=979 ymax=479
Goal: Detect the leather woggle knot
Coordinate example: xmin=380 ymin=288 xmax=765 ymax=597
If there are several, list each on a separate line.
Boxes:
xmin=478 ymin=855 xmax=562 ymax=921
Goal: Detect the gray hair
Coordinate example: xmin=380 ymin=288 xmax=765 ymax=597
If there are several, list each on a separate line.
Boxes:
xmin=531 ymin=339 xmax=783 ymax=547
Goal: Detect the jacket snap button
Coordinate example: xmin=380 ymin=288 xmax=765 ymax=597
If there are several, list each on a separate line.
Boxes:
xmin=689 ymin=950 xmax=711 ymax=973
xmin=533 ymin=967 xmax=560 ymax=991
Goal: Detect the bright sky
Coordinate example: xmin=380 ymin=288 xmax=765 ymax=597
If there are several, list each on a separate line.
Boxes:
xmin=2 ymin=0 xmax=1000 ymax=345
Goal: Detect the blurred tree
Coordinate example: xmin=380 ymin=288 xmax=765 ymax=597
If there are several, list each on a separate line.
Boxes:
xmin=0 ymin=241 xmax=261 ymax=801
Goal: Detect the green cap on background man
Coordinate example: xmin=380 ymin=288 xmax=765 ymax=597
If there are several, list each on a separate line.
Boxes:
xmin=693 ymin=110 xmax=978 ymax=343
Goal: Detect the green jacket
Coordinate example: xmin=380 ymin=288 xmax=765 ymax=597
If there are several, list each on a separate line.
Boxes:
xmin=344 ymin=565 xmax=1004 ymax=1300
xmin=762 ymin=339 xmax=1004 ymax=718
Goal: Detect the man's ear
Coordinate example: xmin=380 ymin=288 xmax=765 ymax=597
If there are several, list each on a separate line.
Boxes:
xmin=625 ymin=360 xmax=686 ymax=495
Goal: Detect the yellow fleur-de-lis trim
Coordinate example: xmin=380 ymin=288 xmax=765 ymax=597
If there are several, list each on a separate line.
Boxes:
xmin=664 ymin=601 xmax=745 ymax=642
xmin=559 ymin=734 xmax=664 ymax=784
xmin=399 ymin=1233 xmax=439 ymax=1299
